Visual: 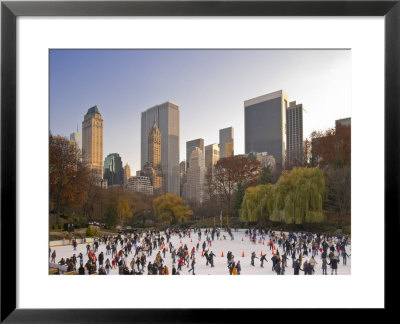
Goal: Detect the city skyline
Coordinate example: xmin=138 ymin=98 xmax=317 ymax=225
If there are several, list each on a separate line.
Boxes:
xmin=50 ymin=49 xmax=351 ymax=173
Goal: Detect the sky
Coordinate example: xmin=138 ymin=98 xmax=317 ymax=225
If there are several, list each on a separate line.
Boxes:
xmin=49 ymin=49 xmax=351 ymax=173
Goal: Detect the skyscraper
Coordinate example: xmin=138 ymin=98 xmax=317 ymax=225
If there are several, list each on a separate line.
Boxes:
xmin=186 ymin=138 xmax=204 ymax=169
xmin=205 ymin=143 xmax=220 ymax=179
xmin=148 ymin=120 xmax=162 ymax=169
xmin=286 ymin=101 xmax=304 ymax=165
xmin=141 ymin=101 xmax=180 ymax=196
xmin=141 ymin=120 xmax=164 ymax=195
xmin=244 ymin=90 xmax=288 ymax=169
xmin=183 ymin=147 xmax=205 ymax=203
xmin=104 ymin=153 xmax=124 ymax=186
xmin=219 ymin=127 xmax=234 ymax=159
xmin=124 ymin=164 xmax=131 ymax=185
xmin=82 ymin=105 xmax=103 ymax=179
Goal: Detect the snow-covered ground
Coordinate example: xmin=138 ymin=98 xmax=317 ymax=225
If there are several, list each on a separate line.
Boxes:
xmin=49 ymin=229 xmax=351 ymax=275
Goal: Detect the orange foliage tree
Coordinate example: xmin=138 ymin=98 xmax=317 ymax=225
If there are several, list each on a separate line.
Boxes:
xmin=311 ymin=124 xmax=351 ymax=168
xmin=212 ymin=155 xmax=262 ymax=217
xmin=49 ymin=135 xmax=90 ymax=223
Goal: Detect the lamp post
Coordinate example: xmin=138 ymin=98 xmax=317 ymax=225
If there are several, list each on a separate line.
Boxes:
xmin=100 ymin=179 xmax=104 ymax=221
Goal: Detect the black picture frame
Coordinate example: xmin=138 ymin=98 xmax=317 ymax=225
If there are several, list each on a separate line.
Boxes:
xmin=1 ymin=0 xmax=398 ymax=322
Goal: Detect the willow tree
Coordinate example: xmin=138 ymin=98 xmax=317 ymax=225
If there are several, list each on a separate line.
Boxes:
xmin=240 ymin=184 xmax=274 ymax=223
xmin=273 ymin=167 xmax=325 ymax=224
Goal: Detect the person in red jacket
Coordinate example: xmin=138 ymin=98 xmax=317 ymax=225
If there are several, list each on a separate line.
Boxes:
xmin=177 ymin=257 xmax=184 ymax=271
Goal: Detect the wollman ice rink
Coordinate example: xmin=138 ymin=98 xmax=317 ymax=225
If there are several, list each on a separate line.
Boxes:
xmin=49 ymin=49 xmax=351 ymax=275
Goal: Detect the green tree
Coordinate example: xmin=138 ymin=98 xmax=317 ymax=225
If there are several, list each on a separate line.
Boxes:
xmin=240 ymin=184 xmax=274 ymax=223
xmin=272 ymin=168 xmax=325 ymax=224
xmin=240 ymin=167 xmax=326 ymax=225
xmin=258 ymin=166 xmax=272 ymax=185
xmin=103 ymin=204 xmax=118 ymax=229
xmin=85 ymin=226 xmax=94 ymax=237
xmin=232 ymin=182 xmax=246 ymax=217
xmin=153 ymin=193 xmax=193 ymax=225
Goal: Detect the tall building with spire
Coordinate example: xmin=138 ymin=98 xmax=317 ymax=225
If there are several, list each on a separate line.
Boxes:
xmin=141 ymin=101 xmax=180 ymax=195
xmin=141 ymin=120 xmax=164 ymax=195
xmin=82 ymin=105 xmax=103 ymax=179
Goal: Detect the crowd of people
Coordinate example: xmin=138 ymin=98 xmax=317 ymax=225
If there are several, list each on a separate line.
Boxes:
xmin=49 ymin=227 xmax=350 ymax=275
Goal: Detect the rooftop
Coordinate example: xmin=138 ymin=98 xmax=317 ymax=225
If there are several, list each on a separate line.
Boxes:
xmin=86 ymin=105 xmax=100 ymax=116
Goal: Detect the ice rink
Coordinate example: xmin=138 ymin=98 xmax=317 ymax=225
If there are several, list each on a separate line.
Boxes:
xmin=49 ymin=229 xmax=351 ymax=275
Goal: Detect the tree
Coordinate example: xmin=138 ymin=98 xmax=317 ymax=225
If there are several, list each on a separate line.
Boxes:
xmin=117 ymin=198 xmax=131 ymax=226
xmin=128 ymin=192 xmax=153 ymax=226
xmin=153 ymin=193 xmax=193 ymax=225
xmin=240 ymin=167 xmax=326 ymax=225
xmin=240 ymin=184 xmax=274 ymax=223
xmin=103 ymin=204 xmax=118 ymax=229
xmin=325 ymin=166 xmax=351 ymax=227
xmin=258 ymin=166 xmax=273 ymax=185
xmin=232 ymin=182 xmax=246 ymax=217
xmin=212 ymin=155 xmax=262 ymax=217
xmin=49 ymin=135 xmax=89 ymax=224
xmin=81 ymin=175 xmax=102 ymax=221
xmin=310 ymin=125 xmax=351 ymax=168
xmin=272 ymin=168 xmax=325 ymax=224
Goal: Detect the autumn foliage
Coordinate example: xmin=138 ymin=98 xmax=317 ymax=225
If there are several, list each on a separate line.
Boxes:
xmin=153 ymin=193 xmax=193 ymax=225
xmin=211 ymin=155 xmax=262 ymax=216
xmin=49 ymin=135 xmax=90 ymax=223
xmin=311 ymin=124 xmax=351 ymax=168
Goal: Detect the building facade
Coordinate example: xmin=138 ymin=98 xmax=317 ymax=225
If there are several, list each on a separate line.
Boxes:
xmin=286 ymin=101 xmax=304 ymax=165
xmin=219 ymin=127 xmax=234 ymax=159
xmin=247 ymin=151 xmax=277 ymax=173
xmin=182 ymin=147 xmax=205 ymax=203
xmin=179 ymin=160 xmax=187 ymax=197
xmin=127 ymin=176 xmax=153 ymax=195
xmin=82 ymin=105 xmax=104 ymax=179
xmin=244 ymin=90 xmax=288 ymax=169
xmin=69 ymin=131 xmax=82 ymax=152
xmin=141 ymin=121 xmax=164 ymax=195
xmin=103 ymin=153 xmax=124 ymax=186
xmin=205 ymin=143 xmax=220 ymax=179
xmin=124 ymin=164 xmax=131 ymax=185
xmin=186 ymin=138 xmax=204 ymax=169
xmin=335 ymin=117 xmax=351 ymax=128
xmin=141 ymin=101 xmax=180 ymax=196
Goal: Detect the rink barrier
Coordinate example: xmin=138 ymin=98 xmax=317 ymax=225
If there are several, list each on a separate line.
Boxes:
xmin=50 ymin=238 xmax=95 ymax=248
